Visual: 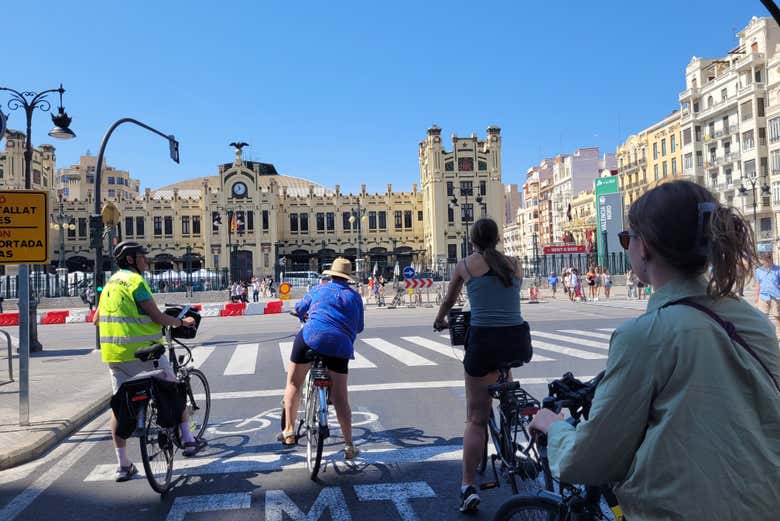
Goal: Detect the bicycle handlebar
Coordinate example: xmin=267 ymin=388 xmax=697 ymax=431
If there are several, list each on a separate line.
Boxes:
xmin=542 ymin=370 xmax=605 ymax=421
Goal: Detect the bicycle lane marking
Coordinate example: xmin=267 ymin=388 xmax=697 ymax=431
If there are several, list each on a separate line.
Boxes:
xmin=0 ymin=412 xmax=111 ymax=521
xmin=164 ymin=482 xmax=438 ymax=521
xmin=83 ymin=444 xmax=473 ymax=482
xmin=194 ymin=376 xmax=593 ymax=400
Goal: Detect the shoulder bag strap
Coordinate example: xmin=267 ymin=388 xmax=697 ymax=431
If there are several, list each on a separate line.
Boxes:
xmin=663 ymin=298 xmax=780 ymax=393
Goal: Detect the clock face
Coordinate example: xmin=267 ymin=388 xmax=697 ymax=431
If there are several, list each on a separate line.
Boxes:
xmin=232 ymin=182 xmax=248 ymax=197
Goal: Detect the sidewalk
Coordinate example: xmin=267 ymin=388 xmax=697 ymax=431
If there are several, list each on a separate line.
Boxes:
xmin=0 ymin=343 xmax=108 ymax=470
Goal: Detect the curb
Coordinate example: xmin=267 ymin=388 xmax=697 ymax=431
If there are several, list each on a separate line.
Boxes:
xmin=0 ymin=393 xmax=111 ymax=471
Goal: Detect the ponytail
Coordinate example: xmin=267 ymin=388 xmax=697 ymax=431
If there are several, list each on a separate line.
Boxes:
xmin=470 ymin=218 xmax=514 ymax=288
xmin=707 ymin=205 xmax=757 ymax=298
xmin=629 ymin=180 xmax=758 ymax=299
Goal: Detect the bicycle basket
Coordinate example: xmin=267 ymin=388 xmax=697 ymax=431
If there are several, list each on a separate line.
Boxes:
xmin=447 ymin=308 xmax=470 ymax=346
xmin=163 ymin=306 xmax=201 ymax=339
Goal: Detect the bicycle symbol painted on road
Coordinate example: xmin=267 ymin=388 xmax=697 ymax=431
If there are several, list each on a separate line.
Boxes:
xmin=207 ymin=407 xmax=379 ymax=436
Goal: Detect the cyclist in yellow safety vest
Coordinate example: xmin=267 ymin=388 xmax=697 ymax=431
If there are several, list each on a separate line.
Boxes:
xmin=93 ymin=240 xmax=201 ymax=483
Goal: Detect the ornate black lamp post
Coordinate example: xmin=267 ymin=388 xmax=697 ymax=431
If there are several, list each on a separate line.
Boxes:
xmin=0 ymin=85 xmax=75 ymax=356
xmin=738 ymin=174 xmax=771 ymax=241
xmin=349 ymin=203 xmax=367 ymax=280
xmin=448 ymin=185 xmax=483 ymax=259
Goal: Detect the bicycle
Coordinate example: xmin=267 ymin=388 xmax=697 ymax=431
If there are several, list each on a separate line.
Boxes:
xmin=279 ymin=312 xmax=332 ymax=481
xmin=492 ymin=370 xmax=626 ymax=521
xmin=114 ymin=304 xmax=211 ymax=494
xmin=441 ymin=309 xmax=551 ymax=495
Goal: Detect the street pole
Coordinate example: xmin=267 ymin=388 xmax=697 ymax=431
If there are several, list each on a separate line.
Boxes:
xmin=92 ymin=118 xmax=179 ymax=350
xmin=0 ymin=84 xmax=75 ymax=425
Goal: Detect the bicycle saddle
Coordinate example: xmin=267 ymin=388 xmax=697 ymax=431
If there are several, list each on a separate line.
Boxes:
xmin=303 ymin=348 xmax=324 ymax=362
xmin=134 ymin=344 xmax=166 ymax=362
xmin=498 ymin=359 xmax=525 ymax=369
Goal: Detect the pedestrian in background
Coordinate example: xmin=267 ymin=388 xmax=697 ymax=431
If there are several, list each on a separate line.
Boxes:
xmin=626 ymin=268 xmax=635 ymax=299
xmin=755 ymin=242 xmax=780 ymax=338
xmin=547 ymin=271 xmax=558 ymax=297
xmin=603 ymin=268 xmax=613 ymax=299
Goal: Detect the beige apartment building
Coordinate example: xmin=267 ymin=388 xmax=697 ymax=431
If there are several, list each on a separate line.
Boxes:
xmin=0 ymin=126 xmax=505 ymax=280
xmin=679 ymin=16 xmax=780 ymax=246
xmin=616 ymin=110 xmax=684 ymax=217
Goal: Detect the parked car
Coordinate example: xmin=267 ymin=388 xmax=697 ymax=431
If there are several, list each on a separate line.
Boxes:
xmin=417 ymin=271 xmax=444 ymax=281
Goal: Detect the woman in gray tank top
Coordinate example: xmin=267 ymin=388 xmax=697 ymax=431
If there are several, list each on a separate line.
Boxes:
xmin=433 ymin=217 xmax=529 ymax=512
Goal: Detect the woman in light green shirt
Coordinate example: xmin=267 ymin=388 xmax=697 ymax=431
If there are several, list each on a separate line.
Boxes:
xmin=530 ymin=180 xmax=780 ymax=520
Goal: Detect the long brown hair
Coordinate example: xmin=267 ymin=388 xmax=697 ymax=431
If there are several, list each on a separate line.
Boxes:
xmin=470 ymin=218 xmax=515 ymax=287
xmin=628 ymin=180 xmax=756 ymax=298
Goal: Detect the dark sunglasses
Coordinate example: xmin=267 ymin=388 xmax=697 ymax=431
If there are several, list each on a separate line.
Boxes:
xmin=617 ymin=231 xmax=639 ymax=250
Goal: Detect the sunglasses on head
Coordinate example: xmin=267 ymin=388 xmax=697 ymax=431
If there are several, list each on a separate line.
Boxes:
xmin=617 ymin=231 xmax=639 ymax=250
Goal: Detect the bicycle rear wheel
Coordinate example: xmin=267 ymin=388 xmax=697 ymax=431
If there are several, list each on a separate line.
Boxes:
xmin=492 ymin=494 xmax=561 ymax=521
xmin=307 ymin=387 xmax=328 ymax=480
xmin=139 ymin=402 xmax=175 ymax=494
xmin=185 ymin=368 xmax=211 ymax=439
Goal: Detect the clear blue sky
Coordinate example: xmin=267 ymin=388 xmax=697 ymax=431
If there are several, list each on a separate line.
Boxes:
xmin=1 ymin=0 xmax=766 ymax=194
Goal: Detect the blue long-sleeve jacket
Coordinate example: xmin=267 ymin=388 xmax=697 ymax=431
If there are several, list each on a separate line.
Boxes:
xmin=294 ymin=279 xmax=364 ymax=359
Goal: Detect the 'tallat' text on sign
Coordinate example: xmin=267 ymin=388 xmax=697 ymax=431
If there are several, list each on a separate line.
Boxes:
xmin=0 ymin=191 xmax=49 ymax=264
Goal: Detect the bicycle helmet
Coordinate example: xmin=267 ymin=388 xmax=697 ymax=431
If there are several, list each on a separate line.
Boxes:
xmin=113 ymin=240 xmax=149 ymax=269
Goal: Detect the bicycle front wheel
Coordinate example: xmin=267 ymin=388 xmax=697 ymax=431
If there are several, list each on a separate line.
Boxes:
xmin=139 ymin=403 xmax=174 ymax=494
xmin=492 ymin=494 xmax=561 ymax=521
xmin=185 ymin=368 xmax=211 ymax=440
xmin=307 ymin=387 xmax=328 ymax=480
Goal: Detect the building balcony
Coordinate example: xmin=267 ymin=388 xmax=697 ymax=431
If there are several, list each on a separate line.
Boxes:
xmin=735 ymin=52 xmax=765 ymax=71
xmin=738 ymin=82 xmax=766 ymax=99
xmin=679 ymin=87 xmax=698 ymax=102
xmin=758 ymin=230 xmax=775 ymax=241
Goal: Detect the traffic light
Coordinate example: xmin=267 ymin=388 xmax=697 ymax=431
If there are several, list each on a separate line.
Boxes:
xmin=89 ymin=214 xmax=104 ymax=249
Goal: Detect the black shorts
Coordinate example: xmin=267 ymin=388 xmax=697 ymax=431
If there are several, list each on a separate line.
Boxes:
xmin=463 ymin=324 xmax=532 ymax=377
xmin=289 ymin=330 xmax=349 ymax=374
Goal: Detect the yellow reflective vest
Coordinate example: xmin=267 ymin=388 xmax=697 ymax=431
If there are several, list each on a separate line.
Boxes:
xmin=98 ymin=269 xmax=162 ymax=363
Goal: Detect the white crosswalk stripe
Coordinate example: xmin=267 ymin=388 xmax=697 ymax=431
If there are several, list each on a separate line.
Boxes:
xmin=532 ymin=340 xmax=606 ymax=360
xmin=401 ymin=336 xmax=462 ymax=360
xmin=532 ymin=331 xmax=609 ymax=350
xmin=279 ymin=342 xmax=293 ymax=372
xmin=227 ymin=328 xmax=616 ymax=375
xmin=351 ymin=351 xmax=377 ymax=369
xmin=191 ymin=346 xmax=216 ymax=370
xmin=362 ymin=338 xmax=436 ymax=366
xmin=597 ymin=328 xmax=615 ymax=332
xmin=558 ymin=330 xmax=612 ymax=341
xmin=224 ymin=343 xmax=259 ymax=375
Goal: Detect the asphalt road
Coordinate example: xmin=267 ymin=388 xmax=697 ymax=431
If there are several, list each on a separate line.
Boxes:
xmin=0 ymin=297 xmax=646 ymax=521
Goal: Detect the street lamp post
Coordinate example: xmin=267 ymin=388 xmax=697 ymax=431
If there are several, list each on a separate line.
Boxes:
xmin=0 ymin=85 xmax=76 ymax=359
xmin=532 ymin=232 xmax=540 ymax=278
xmin=349 ymin=202 xmax=367 ymax=281
xmin=92 ymin=118 xmax=179 ymax=350
xmin=449 ymin=185 xmax=483 ymax=259
xmin=738 ymin=174 xmax=771 ymax=241
xmin=50 ymin=191 xmax=75 ymax=296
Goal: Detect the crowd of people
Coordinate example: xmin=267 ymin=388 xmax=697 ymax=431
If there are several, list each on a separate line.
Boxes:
xmin=545 ymin=266 xmax=616 ymax=302
xmin=229 ymin=276 xmax=276 ymax=303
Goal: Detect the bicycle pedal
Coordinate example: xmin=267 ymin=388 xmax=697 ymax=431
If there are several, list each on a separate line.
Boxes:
xmin=479 ymin=482 xmax=499 ymax=490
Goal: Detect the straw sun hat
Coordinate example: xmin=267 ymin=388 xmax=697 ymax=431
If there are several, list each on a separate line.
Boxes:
xmin=322 ymin=257 xmax=355 ymax=281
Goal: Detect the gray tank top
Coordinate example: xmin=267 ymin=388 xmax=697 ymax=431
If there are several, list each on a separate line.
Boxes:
xmin=464 ymin=256 xmax=523 ymax=327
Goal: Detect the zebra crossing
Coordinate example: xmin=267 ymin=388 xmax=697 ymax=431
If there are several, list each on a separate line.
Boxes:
xmin=189 ymin=328 xmax=616 ymax=376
